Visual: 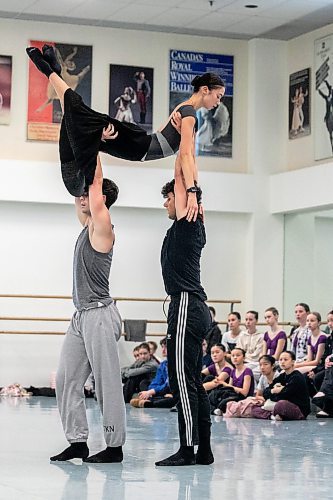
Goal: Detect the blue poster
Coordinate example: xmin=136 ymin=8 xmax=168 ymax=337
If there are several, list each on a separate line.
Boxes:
xmin=169 ymin=49 xmax=234 ymax=158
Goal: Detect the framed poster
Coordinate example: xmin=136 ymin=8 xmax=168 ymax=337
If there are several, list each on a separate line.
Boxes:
xmin=314 ymin=35 xmax=333 ymax=160
xmin=109 ymin=64 xmax=154 ymax=133
xmin=289 ymin=68 xmax=310 ymax=140
xmin=0 ymin=55 xmax=12 ymax=125
xmin=169 ymin=49 xmax=233 ymax=158
xmin=27 ymin=40 xmax=92 ymax=141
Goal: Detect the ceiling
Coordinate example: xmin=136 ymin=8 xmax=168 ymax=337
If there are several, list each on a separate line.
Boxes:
xmin=1 ymin=0 xmax=333 ymax=41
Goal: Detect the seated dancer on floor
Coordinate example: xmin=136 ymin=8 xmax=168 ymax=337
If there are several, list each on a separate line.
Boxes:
xmin=26 ymin=45 xmax=225 ymax=214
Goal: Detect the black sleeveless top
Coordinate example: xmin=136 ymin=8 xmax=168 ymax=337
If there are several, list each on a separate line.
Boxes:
xmin=159 ymin=104 xmax=197 ymax=152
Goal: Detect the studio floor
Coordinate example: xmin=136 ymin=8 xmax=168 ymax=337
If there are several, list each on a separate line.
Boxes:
xmin=1 ymin=397 xmax=333 ymax=500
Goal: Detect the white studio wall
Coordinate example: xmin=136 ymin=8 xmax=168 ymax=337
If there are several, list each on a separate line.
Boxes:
xmin=283 ymin=211 xmax=333 ymax=320
xmin=283 ymin=212 xmax=315 ymax=318
xmin=314 ymin=215 xmax=333 ymax=316
xmin=244 ymin=39 xmax=287 ymax=317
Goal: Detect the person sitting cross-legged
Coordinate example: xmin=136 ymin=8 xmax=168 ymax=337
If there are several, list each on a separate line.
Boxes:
xmin=130 ymin=337 xmax=175 ymax=409
xmin=122 ymin=342 xmax=159 ymax=403
xmin=252 ymin=351 xmax=311 ymax=421
xmin=209 ymin=347 xmax=254 ymax=416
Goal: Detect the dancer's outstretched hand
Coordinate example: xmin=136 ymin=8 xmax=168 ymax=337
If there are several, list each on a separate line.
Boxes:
xmin=186 ymin=193 xmax=198 ymax=222
xmin=171 ymin=111 xmax=182 ymax=134
xmin=101 ymin=123 xmax=118 ymax=142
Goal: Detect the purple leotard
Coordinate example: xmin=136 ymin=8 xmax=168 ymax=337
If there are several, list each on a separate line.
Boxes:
xmin=207 ymin=364 xmax=232 ymax=379
xmin=307 ymin=334 xmax=327 ymax=357
xmin=231 ymin=367 xmax=255 ymax=396
xmin=263 ymin=330 xmax=287 ymax=356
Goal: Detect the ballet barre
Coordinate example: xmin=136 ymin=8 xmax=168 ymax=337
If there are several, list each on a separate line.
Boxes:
xmin=0 ymin=294 xmax=241 ymax=337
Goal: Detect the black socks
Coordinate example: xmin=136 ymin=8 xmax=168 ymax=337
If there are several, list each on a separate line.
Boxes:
xmin=155 ymin=445 xmax=214 ymax=466
xmin=26 ymin=47 xmax=54 ymax=78
xmin=83 ymin=446 xmax=123 ymax=463
xmin=195 ymin=448 xmax=214 ymax=465
xmin=42 ymin=44 xmax=62 ymax=76
xmin=155 ymin=446 xmax=195 ymax=467
xmin=50 ymin=442 xmax=89 ymax=461
xmin=196 ymin=426 xmax=214 ymax=465
xmin=50 ymin=444 xmax=123 ymax=463
xmin=49 ymin=443 xmax=212 ymax=465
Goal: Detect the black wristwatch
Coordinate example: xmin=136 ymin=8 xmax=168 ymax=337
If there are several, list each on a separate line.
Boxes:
xmin=186 ymin=186 xmax=198 ymax=193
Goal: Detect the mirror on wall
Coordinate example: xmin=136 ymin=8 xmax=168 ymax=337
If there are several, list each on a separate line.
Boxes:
xmin=284 ymin=209 xmax=333 ymax=321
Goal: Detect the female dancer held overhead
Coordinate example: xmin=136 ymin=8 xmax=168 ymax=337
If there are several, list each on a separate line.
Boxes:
xmin=26 ymin=45 xmax=225 ymax=219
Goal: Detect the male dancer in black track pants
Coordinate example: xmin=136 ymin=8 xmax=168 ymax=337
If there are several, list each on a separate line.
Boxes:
xmin=156 ymin=171 xmax=214 ymax=467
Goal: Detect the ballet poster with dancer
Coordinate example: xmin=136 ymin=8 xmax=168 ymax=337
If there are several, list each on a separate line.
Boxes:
xmin=0 ymin=55 xmax=12 ymax=125
xmin=109 ymin=64 xmax=154 ymax=133
xmin=314 ymin=35 xmax=333 ymax=160
xmin=27 ymin=40 xmax=92 ymax=141
xmin=289 ymin=68 xmax=310 ymax=140
xmin=169 ymin=49 xmax=233 ymax=158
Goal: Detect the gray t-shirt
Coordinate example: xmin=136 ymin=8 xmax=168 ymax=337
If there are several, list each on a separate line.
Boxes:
xmin=72 ymin=226 xmax=113 ymax=310
xmin=257 ymin=371 xmax=279 ymax=393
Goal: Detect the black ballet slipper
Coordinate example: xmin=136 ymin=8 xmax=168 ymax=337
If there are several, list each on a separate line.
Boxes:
xmin=26 ymin=47 xmax=55 ymax=78
xmin=155 ymin=447 xmax=195 ymax=467
xmin=83 ymin=446 xmax=123 ymax=463
xmin=42 ymin=44 xmax=62 ymax=76
xmin=50 ymin=442 xmax=89 ymax=461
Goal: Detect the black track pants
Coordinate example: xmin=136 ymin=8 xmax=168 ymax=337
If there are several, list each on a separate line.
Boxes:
xmin=167 ymin=292 xmax=212 ymax=446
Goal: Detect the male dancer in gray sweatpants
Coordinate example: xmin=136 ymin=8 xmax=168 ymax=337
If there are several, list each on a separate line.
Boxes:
xmin=51 ymin=154 xmax=126 ymax=463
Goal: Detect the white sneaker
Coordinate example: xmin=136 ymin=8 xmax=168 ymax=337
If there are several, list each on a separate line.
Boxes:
xmin=214 ymin=409 xmax=222 ymax=416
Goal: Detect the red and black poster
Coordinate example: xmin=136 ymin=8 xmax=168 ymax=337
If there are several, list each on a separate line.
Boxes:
xmin=27 ymin=40 xmax=92 ymax=141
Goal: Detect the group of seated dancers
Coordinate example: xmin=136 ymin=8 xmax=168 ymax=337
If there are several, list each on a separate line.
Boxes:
xmin=119 ymin=303 xmax=333 ymax=421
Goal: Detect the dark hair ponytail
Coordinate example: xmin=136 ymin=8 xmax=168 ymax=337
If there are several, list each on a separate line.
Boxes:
xmin=259 ymin=354 xmax=276 ymax=366
xmin=308 ymin=311 xmax=321 ymax=322
xmin=284 ymin=350 xmax=296 ymax=361
xmin=295 ymin=302 xmax=310 ymax=313
xmin=211 ymin=343 xmax=226 ymax=352
xmin=228 ymin=311 xmax=241 ymax=320
xmin=191 ymin=72 xmax=225 ymax=92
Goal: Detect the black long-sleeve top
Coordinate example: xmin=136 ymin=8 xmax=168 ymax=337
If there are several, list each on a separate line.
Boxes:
xmin=263 ymin=369 xmax=311 ymax=418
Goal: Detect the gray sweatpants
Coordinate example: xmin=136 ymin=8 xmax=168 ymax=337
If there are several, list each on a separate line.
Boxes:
xmin=56 ymin=302 xmax=126 ymax=447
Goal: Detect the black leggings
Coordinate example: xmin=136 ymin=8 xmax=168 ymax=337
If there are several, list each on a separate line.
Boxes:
xmin=209 ymin=386 xmax=244 ymax=413
xmin=123 ymin=374 xmax=154 ymax=403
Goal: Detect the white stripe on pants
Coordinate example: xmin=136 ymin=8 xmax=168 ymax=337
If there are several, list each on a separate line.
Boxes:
xmin=175 ymin=291 xmax=193 ymax=446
